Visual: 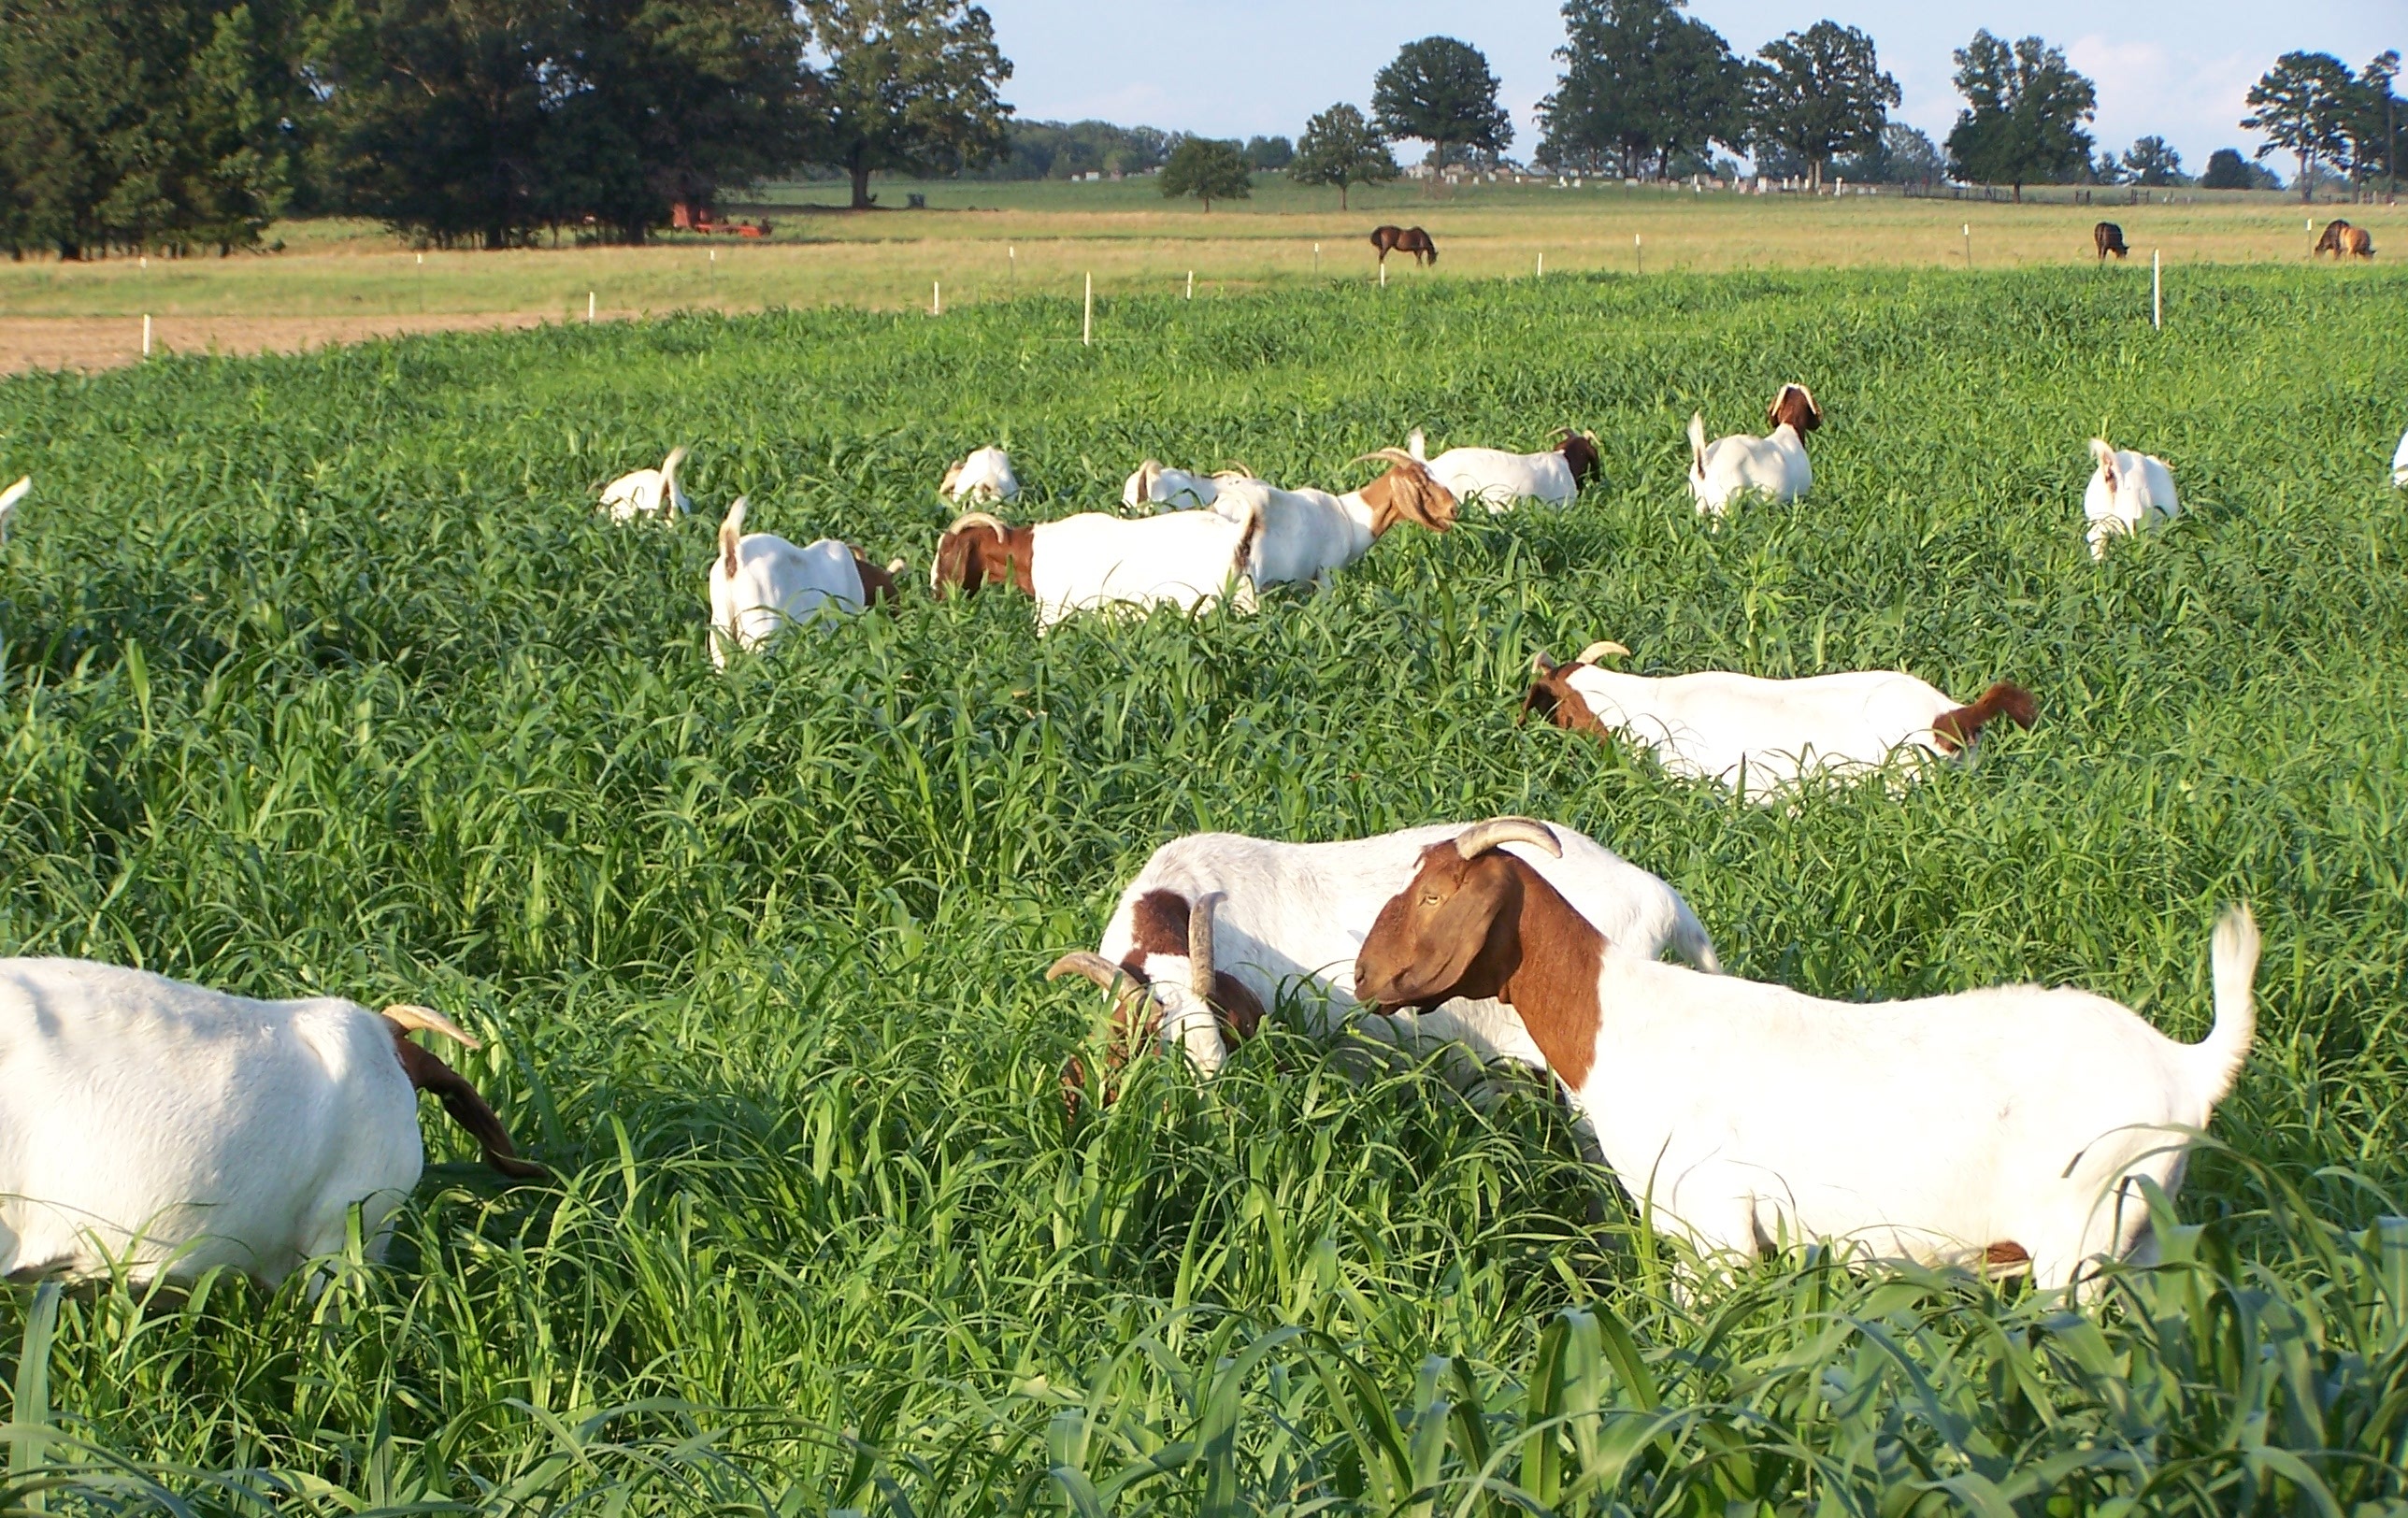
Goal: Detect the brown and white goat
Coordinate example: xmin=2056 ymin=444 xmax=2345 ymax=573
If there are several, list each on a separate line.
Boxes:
xmin=1353 ymin=819 xmax=2258 ymax=1293
xmin=930 ymin=498 xmax=1266 ymax=630
xmin=1688 ymin=384 xmax=1820 ymax=514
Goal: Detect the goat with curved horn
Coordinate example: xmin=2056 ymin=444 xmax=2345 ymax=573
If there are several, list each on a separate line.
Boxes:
xmin=1453 ymin=817 xmax=1562 ymax=859
xmin=1577 ymin=640 xmax=1630 ymax=664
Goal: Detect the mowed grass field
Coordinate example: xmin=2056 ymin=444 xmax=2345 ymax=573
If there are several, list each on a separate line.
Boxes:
xmin=1 ymin=179 xmax=2395 ymax=375
xmin=2 ymin=265 xmax=2407 ymax=1512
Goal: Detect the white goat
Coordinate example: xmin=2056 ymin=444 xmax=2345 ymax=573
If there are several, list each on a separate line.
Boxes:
xmin=0 ymin=959 xmax=543 ymax=1287
xmin=1123 ymin=461 xmax=1223 ymax=509
xmin=709 ymin=498 xmax=900 ymax=667
xmin=1193 ymin=451 xmax=1455 ymax=587
xmin=1046 ymin=817 xmax=1718 ymax=1081
xmin=0 ymin=476 xmax=27 ymax=543
xmin=941 ymin=447 xmax=1021 ymax=504
xmin=1406 ymin=428 xmax=1600 ymax=511
xmin=1687 ymin=384 xmax=1819 ymax=514
xmin=2084 ymin=439 xmax=2182 ymax=559
xmin=600 ymin=446 xmax=691 ymax=521
xmin=930 ymin=502 xmax=1263 ymax=631
xmin=1355 ymin=821 xmax=2259 ymax=1293
xmin=1523 ymin=642 xmax=2036 ymax=797
xmin=2389 ymin=426 xmax=2406 ymax=488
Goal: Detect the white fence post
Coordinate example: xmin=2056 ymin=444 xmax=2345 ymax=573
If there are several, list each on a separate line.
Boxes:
xmin=1082 ymin=273 xmax=1093 ymax=346
xmin=2152 ymin=251 xmax=2161 ymax=330
xmin=141 ymin=314 xmax=151 ymax=358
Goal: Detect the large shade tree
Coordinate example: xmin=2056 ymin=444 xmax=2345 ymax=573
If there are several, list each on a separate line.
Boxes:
xmin=1289 ymin=103 xmax=1398 ymax=209
xmin=2120 ymin=136 xmax=2184 ymax=186
xmin=1372 ymin=36 xmax=1512 ymax=172
xmin=2243 ymin=50 xmax=2356 ymax=203
xmin=1745 ymin=21 xmax=1897 ymax=190
xmin=804 ymin=0 xmax=1011 ymax=209
xmin=1944 ymin=30 xmax=2097 ymax=201
xmin=1538 ymin=0 xmax=1742 ymax=180
xmin=1156 ymin=136 xmax=1250 ymax=211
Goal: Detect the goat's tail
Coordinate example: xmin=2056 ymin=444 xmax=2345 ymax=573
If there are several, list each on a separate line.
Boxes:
xmin=1668 ymin=895 xmax=1721 ymax=975
xmin=1930 ymin=680 xmax=2039 ymax=752
xmin=1407 ymin=427 xmax=1429 ymax=461
xmin=381 ymin=1003 xmax=480 ymax=1049
xmin=719 ymin=496 xmax=748 ymax=577
xmin=1686 ymin=412 xmax=1708 ymax=480
xmin=2193 ymin=905 xmax=2259 ymax=1108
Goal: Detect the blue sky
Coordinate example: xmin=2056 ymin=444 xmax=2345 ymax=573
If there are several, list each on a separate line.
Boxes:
xmin=985 ymin=1 xmax=2401 ymax=174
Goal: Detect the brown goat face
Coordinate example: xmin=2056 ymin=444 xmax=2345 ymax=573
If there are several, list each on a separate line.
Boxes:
xmin=930 ymin=524 xmax=1029 ymax=600
xmin=1354 ymin=846 xmax=1523 ymax=1010
xmin=1769 ymin=384 xmax=1822 ymax=434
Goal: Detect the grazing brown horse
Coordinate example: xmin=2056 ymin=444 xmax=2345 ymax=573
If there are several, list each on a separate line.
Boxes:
xmin=1369 ymin=225 xmax=1439 ymax=266
xmin=2093 ymin=222 xmax=2128 ymax=263
xmin=2314 ymin=219 xmax=2375 ymax=259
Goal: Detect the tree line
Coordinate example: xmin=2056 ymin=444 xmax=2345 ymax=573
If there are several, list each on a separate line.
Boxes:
xmin=0 ymin=0 xmax=1013 ymax=256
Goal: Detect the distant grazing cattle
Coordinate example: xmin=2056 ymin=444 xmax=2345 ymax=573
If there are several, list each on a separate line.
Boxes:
xmin=2093 ymin=222 xmax=2128 ymax=263
xmin=1369 ymin=225 xmax=1438 ymax=266
xmin=2315 ymin=220 xmax=2374 ymax=259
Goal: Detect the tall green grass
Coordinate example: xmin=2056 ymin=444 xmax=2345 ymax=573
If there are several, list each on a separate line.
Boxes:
xmin=0 ymin=265 xmax=2404 ymax=1513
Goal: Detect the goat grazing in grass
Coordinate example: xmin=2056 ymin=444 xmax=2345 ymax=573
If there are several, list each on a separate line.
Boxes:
xmin=930 ymin=498 xmax=1264 ymax=631
xmin=1688 ymin=385 xmax=1819 ymax=514
xmin=601 ymin=446 xmax=691 ymax=521
xmin=1406 ymin=428 xmax=1601 ymax=511
xmin=1354 ymin=820 xmax=2258 ymax=1294
xmin=1047 ymin=817 xmax=1717 ymax=1084
xmin=1197 ymin=451 xmax=1455 ymax=587
xmin=941 ymin=447 xmax=1021 ymax=504
xmin=709 ymin=498 xmax=899 ymax=666
xmin=0 ymin=959 xmax=543 ymax=1288
xmin=2084 ymin=438 xmax=2181 ymax=559
xmin=1523 ymin=642 xmax=2036 ymax=797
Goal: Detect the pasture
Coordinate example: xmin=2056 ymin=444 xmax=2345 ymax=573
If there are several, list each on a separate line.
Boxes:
xmin=2 ymin=264 xmax=2407 ymax=1512
xmin=0 ymin=179 xmax=2391 ymax=373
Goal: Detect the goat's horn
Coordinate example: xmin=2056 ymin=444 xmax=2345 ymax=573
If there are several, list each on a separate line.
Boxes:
xmin=943 ymin=510 xmax=1010 ymax=534
xmin=1351 ymin=449 xmax=1423 ymax=469
xmin=1577 ymin=640 xmax=1630 ymax=664
xmin=380 ymin=1003 xmax=482 ymax=1050
xmin=1188 ymin=892 xmax=1223 ymax=997
xmin=1530 ymin=650 xmax=1555 ymax=676
xmin=1453 ymin=817 xmax=1562 ymax=860
xmin=1046 ymin=952 xmax=1127 ymax=991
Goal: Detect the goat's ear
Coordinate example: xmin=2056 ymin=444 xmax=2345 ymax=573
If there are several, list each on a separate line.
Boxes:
xmin=2088 ymin=438 xmax=2117 ymax=485
xmin=940 ymin=460 xmax=964 ymax=494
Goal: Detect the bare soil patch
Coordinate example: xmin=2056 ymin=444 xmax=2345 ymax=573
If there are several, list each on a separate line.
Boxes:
xmin=0 ymin=312 xmax=561 ymax=376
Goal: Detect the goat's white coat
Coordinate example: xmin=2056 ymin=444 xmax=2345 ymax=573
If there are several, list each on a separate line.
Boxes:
xmin=1122 ymin=462 xmax=1221 ymax=509
xmin=1407 ymin=429 xmax=1579 ymax=511
xmin=0 ymin=959 xmax=439 ymax=1285
xmin=1555 ymin=660 xmax=1992 ymax=795
xmin=1094 ymin=823 xmax=1718 ymax=1078
xmin=0 ymin=476 xmax=26 ymax=542
xmin=2084 ymin=440 xmax=2181 ymax=559
xmin=943 ymin=447 xmax=1020 ymax=503
xmin=601 ymin=447 xmax=690 ymax=521
xmin=2390 ymin=427 xmax=2406 ymax=488
xmin=709 ymin=499 xmax=880 ymax=667
xmin=1023 ymin=508 xmax=1259 ymax=629
xmin=1193 ymin=476 xmax=1391 ymax=587
xmin=1508 ymin=909 xmax=2258 ymax=1290
xmin=1687 ymin=414 xmax=1811 ymax=514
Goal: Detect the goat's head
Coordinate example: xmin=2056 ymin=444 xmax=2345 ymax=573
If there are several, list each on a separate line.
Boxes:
xmin=943 ymin=447 xmax=1019 ymax=503
xmin=929 ymin=510 xmax=1033 ymax=599
xmin=1123 ymin=459 xmax=1164 ymax=508
xmin=1769 ymin=383 xmax=1822 ymax=435
xmin=1518 ymin=643 xmax=1626 ymax=732
xmin=1354 ymin=818 xmax=1561 ymax=1011
xmin=1353 ymin=450 xmax=1457 ymax=535
xmin=1555 ymin=429 xmax=1603 ymax=488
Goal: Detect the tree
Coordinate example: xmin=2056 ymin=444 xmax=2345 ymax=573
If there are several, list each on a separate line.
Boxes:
xmin=1243 ymin=135 xmax=1293 ymax=171
xmin=803 ymin=0 xmax=1011 ymax=210
xmin=2087 ymin=151 xmax=2123 ymax=185
xmin=1744 ymin=21 xmax=1897 ymax=190
xmin=2342 ymin=50 xmax=2401 ymax=193
xmin=1538 ymin=0 xmax=1743 ymax=180
xmin=1372 ymin=36 xmax=1512 ymax=172
xmin=2199 ymin=147 xmax=2273 ymax=191
xmin=0 ymin=0 xmax=301 ymax=258
xmin=1944 ymin=31 xmax=2097 ymax=201
xmin=1289 ymin=103 xmax=1398 ymax=208
xmin=1158 ymin=136 xmax=1251 ymax=211
xmin=2120 ymin=136 xmax=2184 ymax=186
xmin=2243 ymin=51 xmax=2355 ymax=204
